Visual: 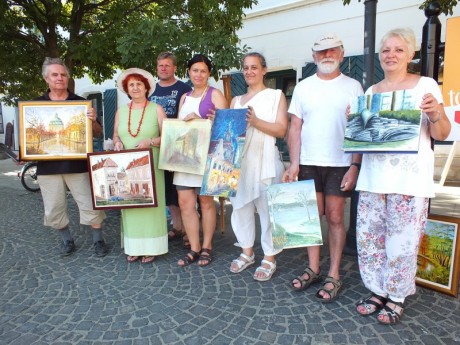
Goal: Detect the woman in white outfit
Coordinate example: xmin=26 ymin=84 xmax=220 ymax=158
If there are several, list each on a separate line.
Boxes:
xmin=229 ymin=52 xmax=288 ymax=281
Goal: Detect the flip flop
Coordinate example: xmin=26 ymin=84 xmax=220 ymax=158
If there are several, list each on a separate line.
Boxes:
xmin=141 ymin=256 xmax=155 ymax=264
xmin=127 ymin=256 xmax=140 ymax=263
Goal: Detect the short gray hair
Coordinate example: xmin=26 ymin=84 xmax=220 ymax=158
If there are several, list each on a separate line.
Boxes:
xmin=42 ymin=57 xmax=70 ymax=79
xmin=379 ymin=28 xmax=416 ymax=58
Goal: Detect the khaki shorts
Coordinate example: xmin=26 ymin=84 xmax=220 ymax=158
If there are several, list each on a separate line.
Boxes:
xmin=38 ymin=173 xmax=106 ymax=229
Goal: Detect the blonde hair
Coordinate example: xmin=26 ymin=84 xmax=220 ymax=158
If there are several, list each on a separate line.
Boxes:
xmin=379 ymin=28 xmax=416 ymax=58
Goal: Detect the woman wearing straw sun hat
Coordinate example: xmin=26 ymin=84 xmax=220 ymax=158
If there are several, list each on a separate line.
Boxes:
xmin=113 ymin=68 xmax=168 ymax=264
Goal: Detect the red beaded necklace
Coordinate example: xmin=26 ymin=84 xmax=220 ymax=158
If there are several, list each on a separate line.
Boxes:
xmin=128 ymin=100 xmax=148 ymax=137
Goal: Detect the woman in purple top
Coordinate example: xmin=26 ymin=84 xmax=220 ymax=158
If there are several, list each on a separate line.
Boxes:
xmin=174 ymin=54 xmax=228 ymax=267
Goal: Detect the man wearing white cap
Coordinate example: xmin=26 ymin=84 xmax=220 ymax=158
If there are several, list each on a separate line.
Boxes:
xmin=283 ymin=33 xmax=363 ymax=302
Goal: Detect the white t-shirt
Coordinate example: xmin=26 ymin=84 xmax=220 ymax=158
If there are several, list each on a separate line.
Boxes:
xmin=356 ymin=76 xmax=442 ymax=198
xmin=288 ymin=73 xmax=364 ymax=166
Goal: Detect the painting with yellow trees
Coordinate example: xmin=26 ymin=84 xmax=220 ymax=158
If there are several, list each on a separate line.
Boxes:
xmin=268 ymin=180 xmax=322 ymax=250
xmin=19 ymin=100 xmax=92 ymax=160
xmin=416 ymin=214 xmax=460 ymax=297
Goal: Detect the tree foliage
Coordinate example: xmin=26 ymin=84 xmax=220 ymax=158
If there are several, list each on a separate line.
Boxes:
xmin=342 ymin=0 xmax=458 ymax=15
xmin=0 ymin=0 xmax=256 ymax=106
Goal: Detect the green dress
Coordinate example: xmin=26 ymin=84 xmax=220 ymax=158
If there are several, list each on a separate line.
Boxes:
xmin=118 ymin=102 xmax=168 ymax=256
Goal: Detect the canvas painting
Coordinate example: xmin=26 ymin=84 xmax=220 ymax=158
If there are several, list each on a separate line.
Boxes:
xmin=416 ymin=214 xmax=460 ymax=297
xmin=87 ymin=149 xmax=157 ymax=210
xmin=19 ymin=100 xmax=93 ymax=160
xmin=343 ymin=90 xmax=422 ymax=153
xmin=200 ymin=108 xmax=247 ymax=197
xmin=268 ymin=180 xmax=322 ymax=250
xmin=158 ymin=119 xmax=212 ymax=175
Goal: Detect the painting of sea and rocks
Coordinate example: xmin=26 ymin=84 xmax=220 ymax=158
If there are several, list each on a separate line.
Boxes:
xmin=19 ymin=100 xmax=92 ymax=160
xmin=268 ymin=180 xmax=322 ymax=250
xmin=343 ymin=90 xmax=422 ymax=153
xmin=87 ymin=149 xmax=157 ymax=210
xmin=158 ymin=119 xmax=212 ymax=175
xmin=201 ymin=108 xmax=247 ymax=197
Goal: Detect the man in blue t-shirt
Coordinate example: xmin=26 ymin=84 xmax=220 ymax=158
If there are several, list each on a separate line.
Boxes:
xmin=149 ymin=52 xmax=192 ymax=245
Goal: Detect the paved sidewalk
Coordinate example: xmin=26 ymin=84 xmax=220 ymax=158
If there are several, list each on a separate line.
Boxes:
xmin=0 ymin=158 xmax=459 ymax=345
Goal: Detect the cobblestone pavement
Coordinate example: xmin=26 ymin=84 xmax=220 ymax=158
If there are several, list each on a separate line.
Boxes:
xmin=1 ymin=159 xmax=460 ymax=345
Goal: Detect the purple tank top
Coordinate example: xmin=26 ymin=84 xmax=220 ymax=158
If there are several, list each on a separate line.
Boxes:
xmin=185 ymin=86 xmax=216 ymax=119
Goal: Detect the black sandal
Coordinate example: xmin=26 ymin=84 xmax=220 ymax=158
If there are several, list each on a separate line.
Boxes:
xmin=177 ymin=250 xmax=200 ymax=267
xmin=356 ymin=293 xmax=387 ymax=316
xmin=315 ymin=276 xmax=343 ymax=303
xmin=377 ymin=299 xmax=404 ymax=325
xmin=198 ymin=248 xmax=213 ymax=267
xmin=290 ymin=267 xmax=322 ymax=291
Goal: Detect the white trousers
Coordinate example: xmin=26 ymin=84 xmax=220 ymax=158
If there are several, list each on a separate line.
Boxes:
xmin=231 ymin=183 xmax=281 ymax=257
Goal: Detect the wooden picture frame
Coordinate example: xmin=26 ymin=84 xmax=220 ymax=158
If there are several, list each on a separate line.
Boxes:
xmin=87 ymin=149 xmax=157 ymax=210
xmin=158 ymin=118 xmax=212 ymax=175
xmin=416 ymin=214 xmax=460 ymax=297
xmin=19 ymin=100 xmax=93 ymax=160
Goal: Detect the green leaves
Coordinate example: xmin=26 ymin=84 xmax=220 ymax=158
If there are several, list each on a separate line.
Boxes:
xmin=0 ymin=0 xmax=256 ymax=105
xmin=342 ymin=0 xmax=458 ymax=15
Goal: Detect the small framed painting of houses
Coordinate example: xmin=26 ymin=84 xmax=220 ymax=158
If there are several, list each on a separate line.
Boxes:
xmin=158 ymin=118 xmax=212 ymax=175
xmin=18 ymin=100 xmax=93 ymax=160
xmin=268 ymin=180 xmax=323 ymax=250
xmin=416 ymin=214 xmax=460 ymax=297
xmin=87 ymin=149 xmax=157 ymax=210
xmin=343 ymin=90 xmax=422 ymax=153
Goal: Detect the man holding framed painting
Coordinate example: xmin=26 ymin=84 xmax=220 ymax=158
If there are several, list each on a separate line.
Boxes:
xmin=34 ymin=57 xmax=107 ymax=257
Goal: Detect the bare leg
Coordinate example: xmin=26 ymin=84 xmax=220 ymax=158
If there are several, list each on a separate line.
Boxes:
xmin=318 ymin=194 xmax=346 ymax=299
xmin=169 ymin=204 xmax=183 ymax=232
xmin=197 ymin=195 xmax=216 ymax=265
xmin=292 ymin=192 xmax=324 ymax=288
xmin=177 ymin=189 xmax=200 ymax=266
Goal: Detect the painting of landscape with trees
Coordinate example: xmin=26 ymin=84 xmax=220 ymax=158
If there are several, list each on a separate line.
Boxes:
xmin=416 ymin=214 xmax=460 ymax=297
xmin=268 ymin=180 xmax=322 ymax=250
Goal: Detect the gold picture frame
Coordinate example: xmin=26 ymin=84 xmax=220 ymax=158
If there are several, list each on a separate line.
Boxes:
xmin=19 ymin=100 xmax=93 ymax=160
xmin=416 ymin=214 xmax=460 ymax=297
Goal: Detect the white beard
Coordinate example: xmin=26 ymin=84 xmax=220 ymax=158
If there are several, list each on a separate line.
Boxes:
xmin=317 ymin=59 xmax=340 ymax=74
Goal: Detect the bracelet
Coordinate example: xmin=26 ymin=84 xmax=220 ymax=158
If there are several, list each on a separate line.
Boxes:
xmin=350 ymin=162 xmax=361 ymax=170
xmin=150 ymin=138 xmax=155 ymax=146
xmin=428 ymin=111 xmax=441 ymax=124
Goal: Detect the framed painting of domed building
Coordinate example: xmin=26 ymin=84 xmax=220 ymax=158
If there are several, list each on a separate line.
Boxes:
xmin=18 ymin=100 xmax=93 ymax=160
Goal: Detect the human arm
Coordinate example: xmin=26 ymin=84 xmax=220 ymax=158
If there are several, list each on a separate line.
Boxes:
xmin=87 ymin=107 xmax=103 ymax=138
xmin=340 ymin=153 xmax=362 ymax=191
xmin=246 ymin=92 xmax=288 ymax=138
xmin=282 ymin=114 xmax=302 ymax=183
xmin=112 ymin=110 xmax=124 ymax=151
xmin=135 ymin=103 xmax=165 ymax=148
xmin=420 ymin=93 xmax=451 ymax=141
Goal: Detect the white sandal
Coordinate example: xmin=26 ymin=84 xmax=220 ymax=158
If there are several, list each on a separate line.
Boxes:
xmin=230 ymin=253 xmax=255 ymax=273
xmin=253 ymin=259 xmax=276 ymax=281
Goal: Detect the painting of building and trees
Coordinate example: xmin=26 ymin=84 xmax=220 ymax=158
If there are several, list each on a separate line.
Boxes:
xmin=268 ymin=180 xmax=322 ymax=250
xmin=158 ymin=119 xmax=211 ymax=175
xmin=20 ymin=101 xmax=91 ymax=159
xmin=344 ymin=89 xmax=422 ymax=153
xmin=88 ymin=149 xmax=156 ymax=209
xmin=201 ymin=108 xmax=247 ymax=197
